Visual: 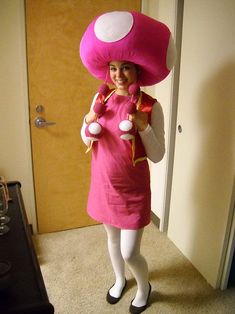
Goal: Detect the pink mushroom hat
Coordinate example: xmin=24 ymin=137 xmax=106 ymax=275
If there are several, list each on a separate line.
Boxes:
xmin=80 ymin=11 xmax=176 ymax=87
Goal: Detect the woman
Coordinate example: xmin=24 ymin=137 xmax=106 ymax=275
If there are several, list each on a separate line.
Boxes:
xmin=80 ymin=11 xmax=175 ymax=314
xmin=81 ymin=60 xmax=165 ymax=313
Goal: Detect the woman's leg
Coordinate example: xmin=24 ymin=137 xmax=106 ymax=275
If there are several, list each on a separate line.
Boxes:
xmin=103 ymin=224 xmax=126 ymax=298
xmin=121 ymin=229 xmax=150 ymax=307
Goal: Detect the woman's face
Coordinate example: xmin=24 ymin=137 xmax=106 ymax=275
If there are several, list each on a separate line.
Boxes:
xmin=109 ymin=61 xmax=138 ymax=95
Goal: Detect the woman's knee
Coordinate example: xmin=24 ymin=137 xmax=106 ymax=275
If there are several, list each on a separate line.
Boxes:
xmin=121 ymin=245 xmax=139 ymax=263
xmin=120 ymin=229 xmax=143 ymax=262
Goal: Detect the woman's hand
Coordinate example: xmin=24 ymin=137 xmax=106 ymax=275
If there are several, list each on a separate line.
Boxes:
xmin=129 ymin=111 xmax=148 ymax=131
xmin=85 ymin=110 xmax=97 ymax=124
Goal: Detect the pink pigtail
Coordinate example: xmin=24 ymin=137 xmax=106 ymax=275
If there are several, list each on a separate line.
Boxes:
xmin=126 ymin=83 xmax=140 ymax=115
xmin=93 ymin=83 xmax=110 ymax=116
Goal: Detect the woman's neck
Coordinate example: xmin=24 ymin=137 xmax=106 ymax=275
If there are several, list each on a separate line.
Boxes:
xmin=115 ymin=88 xmax=129 ymax=96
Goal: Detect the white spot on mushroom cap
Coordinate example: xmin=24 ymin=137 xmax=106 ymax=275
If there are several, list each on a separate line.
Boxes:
xmin=94 ymin=11 xmax=134 ymax=43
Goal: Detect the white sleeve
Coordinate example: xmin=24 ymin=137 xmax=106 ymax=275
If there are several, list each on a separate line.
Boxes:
xmin=80 ymin=93 xmax=99 ymax=147
xmin=138 ymin=102 xmax=165 ymax=163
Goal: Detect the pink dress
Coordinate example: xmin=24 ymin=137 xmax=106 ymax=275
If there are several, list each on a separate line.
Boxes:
xmin=87 ymin=93 xmax=151 ymax=230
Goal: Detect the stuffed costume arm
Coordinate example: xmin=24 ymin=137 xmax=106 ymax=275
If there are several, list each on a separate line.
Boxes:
xmin=139 ymin=102 xmax=165 ymax=163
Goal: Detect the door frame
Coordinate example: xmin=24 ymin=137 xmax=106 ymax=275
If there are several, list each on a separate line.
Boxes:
xmin=220 ymin=181 xmax=235 ymax=289
xmin=160 ymin=0 xmax=184 ymax=232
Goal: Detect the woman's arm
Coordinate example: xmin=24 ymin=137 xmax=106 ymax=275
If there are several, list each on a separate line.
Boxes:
xmin=138 ymin=102 xmax=165 ymax=163
xmin=80 ymin=93 xmax=99 ymax=146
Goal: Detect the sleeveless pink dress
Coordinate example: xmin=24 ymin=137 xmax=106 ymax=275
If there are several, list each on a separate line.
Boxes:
xmin=87 ymin=93 xmax=151 ymax=230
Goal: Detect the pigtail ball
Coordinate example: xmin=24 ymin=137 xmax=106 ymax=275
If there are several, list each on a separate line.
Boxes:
xmin=93 ymin=83 xmax=110 ymax=116
xmin=85 ymin=121 xmax=103 ymax=141
xmin=119 ymin=120 xmax=136 ymax=140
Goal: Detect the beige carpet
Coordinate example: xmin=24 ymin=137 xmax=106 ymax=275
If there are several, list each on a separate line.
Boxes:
xmin=34 ymin=222 xmax=235 ymax=314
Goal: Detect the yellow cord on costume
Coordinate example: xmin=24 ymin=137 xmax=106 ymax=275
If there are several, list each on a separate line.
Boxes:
xmin=131 ymin=137 xmax=147 ymax=166
xmin=86 ymin=140 xmax=94 ymax=153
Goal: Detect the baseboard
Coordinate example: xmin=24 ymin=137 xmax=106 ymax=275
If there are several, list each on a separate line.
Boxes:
xmin=151 ymin=212 xmax=160 ymax=228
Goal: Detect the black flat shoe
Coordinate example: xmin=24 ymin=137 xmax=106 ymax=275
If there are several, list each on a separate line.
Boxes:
xmin=106 ymin=279 xmax=127 ymax=304
xmin=129 ymin=283 xmax=152 ymax=314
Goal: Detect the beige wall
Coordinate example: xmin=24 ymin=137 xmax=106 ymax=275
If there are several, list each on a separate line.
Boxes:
xmin=0 ymin=0 xmax=36 ymax=231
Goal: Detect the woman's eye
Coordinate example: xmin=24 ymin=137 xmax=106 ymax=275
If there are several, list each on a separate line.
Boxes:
xmin=110 ymin=67 xmax=116 ymax=72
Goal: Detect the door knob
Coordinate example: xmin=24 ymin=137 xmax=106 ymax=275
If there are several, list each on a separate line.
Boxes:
xmin=34 ymin=117 xmax=56 ymax=128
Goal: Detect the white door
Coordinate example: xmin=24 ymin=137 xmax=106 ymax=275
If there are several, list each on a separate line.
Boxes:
xmin=168 ymin=0 xmax=235 ymax=288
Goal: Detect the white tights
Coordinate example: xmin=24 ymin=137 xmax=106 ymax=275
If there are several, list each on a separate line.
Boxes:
xmin=104 ymin=224 xmax=150 ymax=307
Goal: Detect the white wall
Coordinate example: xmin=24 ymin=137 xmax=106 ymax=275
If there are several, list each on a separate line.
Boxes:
xmin=142 ymin=0 xmax=177 ymax=230
xmin=0 ymin=0 xmax=36 ymax=231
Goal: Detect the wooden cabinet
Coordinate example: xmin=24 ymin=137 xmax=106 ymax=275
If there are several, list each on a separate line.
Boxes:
xmin=0 ymin=182 xmax=54 ymax=314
